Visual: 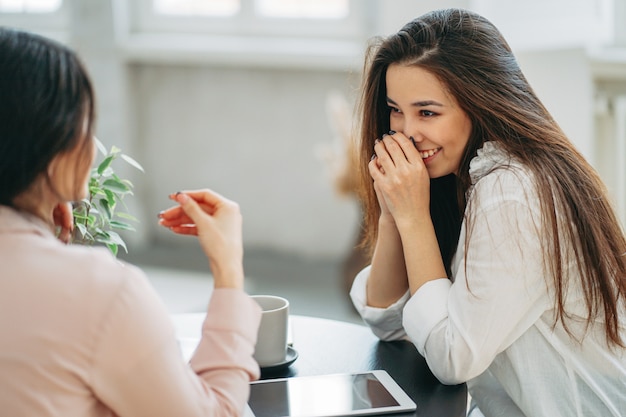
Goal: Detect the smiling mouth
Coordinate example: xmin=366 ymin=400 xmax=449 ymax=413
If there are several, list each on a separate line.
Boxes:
xmin=420 ymin=148 xmax=441 ymax=159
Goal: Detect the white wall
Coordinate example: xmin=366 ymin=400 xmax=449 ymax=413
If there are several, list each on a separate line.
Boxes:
xmin=516 ymin=48 xmax=595 ymax=161
xmin=129 ymin=63 xmax=362 ymax=256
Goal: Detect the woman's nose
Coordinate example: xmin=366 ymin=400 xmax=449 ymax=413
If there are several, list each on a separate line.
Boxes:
xmin=409 ymin=134 xmax=423 ymax=143
xmin=400 ymin=119 xmax=422 ymax=144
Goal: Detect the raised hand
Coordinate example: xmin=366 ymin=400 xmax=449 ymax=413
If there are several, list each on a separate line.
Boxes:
xmin=369 ymin=132 xmax=431 ymax=227
xmin=158 ymin=189 xmax=244 ymax=289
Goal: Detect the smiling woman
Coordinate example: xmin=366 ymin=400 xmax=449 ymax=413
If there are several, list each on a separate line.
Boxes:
xmin=350 ymin=7 xmax=626 ymax=417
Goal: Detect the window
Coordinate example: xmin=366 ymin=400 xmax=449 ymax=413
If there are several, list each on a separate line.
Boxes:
xmin=152 ymin=0 xmax=348 ymax=19
xmin=0 ymin=0 xmax=61 ymax=13
xmin=0 ymin=0 xmax=66 ymax=35
xmin=129 ymin=0 xmax=365 ymax=40
xmin=153 ymin=0 xmax=239 ymax=17
xmin=256 ymin=0 xmax=348 ymax=19
xmin=120 ymin=0 xmax=369 ymax=69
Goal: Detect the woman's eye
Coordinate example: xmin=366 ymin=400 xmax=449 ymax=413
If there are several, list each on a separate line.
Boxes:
xmin=388 ymin=106 xmax=401 ymax=114
xmin=420 ymin=110 xmax=436 ymax=117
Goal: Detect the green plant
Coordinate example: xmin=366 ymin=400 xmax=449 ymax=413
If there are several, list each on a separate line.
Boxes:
xmin=72 ymin=139 xmax=144 ymax=256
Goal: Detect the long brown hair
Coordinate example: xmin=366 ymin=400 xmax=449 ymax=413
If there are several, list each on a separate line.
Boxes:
xmin=355 ymin=8 xmax=626 ymax=346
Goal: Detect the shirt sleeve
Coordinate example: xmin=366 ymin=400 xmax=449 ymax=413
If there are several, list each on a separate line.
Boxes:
xmin=90 ymin=265 xmax=261 ymax=417
xmin=403 ymin=171 xmax=552 ymax=385
xmin=349 ymin=265 xmax=410 ymax=341
xmin=467 ymin=370 xmax=526 ymax=417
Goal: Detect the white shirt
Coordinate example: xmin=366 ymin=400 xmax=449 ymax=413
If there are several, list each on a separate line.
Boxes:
xmin=350 ymin=141 xmax=626 ymax=417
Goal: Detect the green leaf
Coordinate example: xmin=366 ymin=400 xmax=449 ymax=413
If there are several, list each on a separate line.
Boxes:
xmin=97 ymin=155 xmax=114 ymax=175
xmin=75 ymin=223 xmax=88 ymax=238
xmin=110 ymin=220 xmax=135 ymax=231
xmin=116 ymin=212 xmax=138 ymax=222
xmin=96 ymin=231 xmax=127 ymax=253
xmin=89 ymin=184 xmax=103 ymax=196
xmin=104 ymin=189 xmax=116 ymax=207
xmin=102 ymin=178 xmax=131 ymax=193
xmin=106 ymin=230 xmax=125 ymax=245
xmin=107 ymin=243 xmax=119 ymax=256
xmin=121 ymin=154 xmax=145 ymax=172
xmin=72 ymin=213 xmax=90 ymax=222
xmin=98 ymin=198 xmax=112 ymax=220
xmin=89 ymin=174 xmax=100 ymax=183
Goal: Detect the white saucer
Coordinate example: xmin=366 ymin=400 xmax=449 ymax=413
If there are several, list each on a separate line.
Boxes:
xmin=260 ymin=347 xmax=299 ymax=372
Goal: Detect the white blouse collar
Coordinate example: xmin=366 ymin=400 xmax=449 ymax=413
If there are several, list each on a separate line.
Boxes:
xmin=468 ymin=141 xmax=513 ymax=185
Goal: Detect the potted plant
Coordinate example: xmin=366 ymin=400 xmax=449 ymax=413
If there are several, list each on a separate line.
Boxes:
xmin=72 ymin=138 xmax=144 ymax=256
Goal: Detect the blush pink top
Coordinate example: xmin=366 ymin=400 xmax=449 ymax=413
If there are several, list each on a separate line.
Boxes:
xmin=0 ymin=206 xmax=261 ymax=417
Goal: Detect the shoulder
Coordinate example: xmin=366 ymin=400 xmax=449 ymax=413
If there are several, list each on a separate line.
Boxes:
xmin=467 ymin=141 xmax=538 ymax=209
xmin=61 ymin=243 xmax=147 ymax=289
xmin=33 ymin=240 xmax=154 ymax=312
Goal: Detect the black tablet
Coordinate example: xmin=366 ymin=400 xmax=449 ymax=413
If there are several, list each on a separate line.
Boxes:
xmin=245 ymin=370 xmax=417 ymax=417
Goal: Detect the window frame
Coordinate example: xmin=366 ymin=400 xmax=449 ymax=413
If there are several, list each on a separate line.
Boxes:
xmin=115 ymin=0 xmax=374 ymax=70
xmin=129 ymin=0 xmax=369 ymax=41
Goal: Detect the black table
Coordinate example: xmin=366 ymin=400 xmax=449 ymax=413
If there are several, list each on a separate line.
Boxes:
xmin=172 ymin=314 xmax=467 ymax=417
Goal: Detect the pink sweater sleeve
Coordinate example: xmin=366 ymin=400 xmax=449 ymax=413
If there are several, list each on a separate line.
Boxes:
xmin=90 ymin=268 xmax=261 ymax=417
xmin=190 ymin=289 xmax=262 ymax=414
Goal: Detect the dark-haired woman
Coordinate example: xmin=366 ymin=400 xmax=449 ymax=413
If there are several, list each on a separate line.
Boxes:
xmin=349 ymin=8 xmax=626 ymax=417
xmin=0 ymin=28 xmax=260 ymax=416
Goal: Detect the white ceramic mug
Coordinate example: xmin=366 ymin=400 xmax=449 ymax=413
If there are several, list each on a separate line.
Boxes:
xmin=251 ymin=295 xmax=289 ymax=367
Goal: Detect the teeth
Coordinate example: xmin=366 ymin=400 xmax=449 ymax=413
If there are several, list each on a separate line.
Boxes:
xmin=420 ymin=148 xmax=439 ymax=159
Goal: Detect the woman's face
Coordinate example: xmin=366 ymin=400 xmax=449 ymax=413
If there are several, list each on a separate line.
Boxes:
xmin=385 ymin=63 xmax=472 ymax=178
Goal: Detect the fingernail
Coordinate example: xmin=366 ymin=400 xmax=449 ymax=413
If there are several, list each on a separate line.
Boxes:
xmin=370 ymin=153 xmax=377 ymax=161
xmin=157 ymin=211 xmax=164 ymax=218
xmin=176 ymin=193 xmax=189 ymax=203
xmin=374 ymin=138 xmax=381 ymax=144
xmin=388 ymin=130 xmax=396 ymax=135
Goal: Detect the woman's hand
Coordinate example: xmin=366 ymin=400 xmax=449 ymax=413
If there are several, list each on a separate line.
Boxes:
xmin=158 ymin=189 xmax=244 ymax=289
xmin=53 ymin=202 xmax=74 ymax=244
xmin=370 ymin=132 xmax=448 ymax=294
xmin=369 ymin=142 xmax=394 ymax=225
xmin=369 ymin=132 xmax=431 ymax=227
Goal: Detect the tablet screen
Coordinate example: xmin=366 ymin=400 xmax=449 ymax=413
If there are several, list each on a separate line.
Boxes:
xmin=248 ymin=371 xmax=414 ymax=417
